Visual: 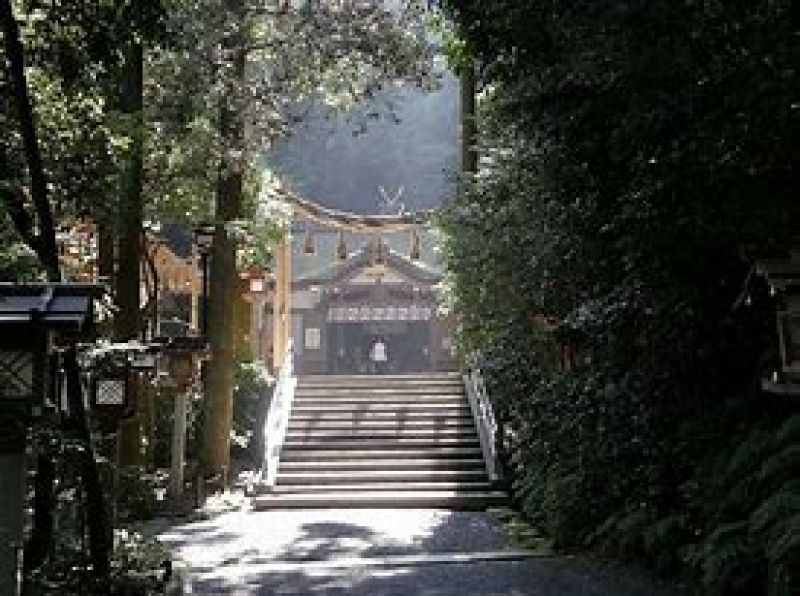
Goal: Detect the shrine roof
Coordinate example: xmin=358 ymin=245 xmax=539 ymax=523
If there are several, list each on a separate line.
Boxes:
xmin=292 ymin=229 xmax=441 ymax=284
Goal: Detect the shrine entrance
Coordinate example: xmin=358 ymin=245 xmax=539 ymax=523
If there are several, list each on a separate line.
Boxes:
xmin=327 ymin=320 xmax=431 ymax=374
xmin=265 ymin=189 xmax=455 ymax=375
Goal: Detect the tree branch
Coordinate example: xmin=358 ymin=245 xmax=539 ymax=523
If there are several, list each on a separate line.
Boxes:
xmin=0 ymin=0 xmax=59 ymax=280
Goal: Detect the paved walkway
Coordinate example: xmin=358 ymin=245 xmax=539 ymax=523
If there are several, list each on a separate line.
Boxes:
xmin=156 ymin=507 xmax=681 ymax=595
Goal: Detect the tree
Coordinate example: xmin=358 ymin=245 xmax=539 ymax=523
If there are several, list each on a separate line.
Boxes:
xmin=0 ymin=0 xmax=59 ymax=279
xmin=1 ymin=0 xmax=171 ymax=579
xmin=438 ymin=1 xmax=798 ymax=592
xmin=147 ymin=0 xmax=437 ymax=480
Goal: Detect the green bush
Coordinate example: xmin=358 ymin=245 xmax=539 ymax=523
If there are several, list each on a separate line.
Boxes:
xmin=231 ymin=359 xmax=273 ymax=460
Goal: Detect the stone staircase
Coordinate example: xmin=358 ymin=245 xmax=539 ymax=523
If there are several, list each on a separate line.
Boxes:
xmin=252 ymin=373 xmax=506 ymax=509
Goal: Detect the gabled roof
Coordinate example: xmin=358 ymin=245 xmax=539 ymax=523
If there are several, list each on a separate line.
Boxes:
xmin=292 ymin=228 xmax=442 ymax=283
xmin=0 ymin=283 xmax=104 ymax=329
xmin=294 ymin=244 xmax=440 ymax=289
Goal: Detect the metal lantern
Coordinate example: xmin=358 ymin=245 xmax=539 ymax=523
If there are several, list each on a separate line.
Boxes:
xmin=757 ymin=253 xmax=800 ymax=395
xmin=194 ymin=224 xmax=215 ymax=254
xmin=336 ymin=231 xmax=348 ymax=261
xmin=0 ymin=283 xmax=103 ymax=418
xmin=156 ymin=336 xmax=207 ymax=390
xmin=372 ymin=235 xmax=385 ymax=266
xmin=409 ymin=228 xmax=421 ymax=261
xmin=243 ymin=276 xmax=269 ymax=304
xmin=776 ymin=301 xmax=800 ymax=376
xmin=303 ymin=230 xmax=316 ymax=255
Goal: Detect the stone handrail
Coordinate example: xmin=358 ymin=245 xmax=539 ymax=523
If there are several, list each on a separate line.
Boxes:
xmin=262 ymin=341 xmax=296 ymax=488
xmin=463 ymin=368 xmax=500 ymax=483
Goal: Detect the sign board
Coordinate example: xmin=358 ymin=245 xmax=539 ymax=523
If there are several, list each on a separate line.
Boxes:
xmin=305 ymin=327 xmax=321 ymax=350
xmin=327 ymin=304 xmax=432 ymax=323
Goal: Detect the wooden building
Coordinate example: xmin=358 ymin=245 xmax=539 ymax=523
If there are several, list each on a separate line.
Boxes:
xmin=257 ymin=231 xmax=456 ymax=374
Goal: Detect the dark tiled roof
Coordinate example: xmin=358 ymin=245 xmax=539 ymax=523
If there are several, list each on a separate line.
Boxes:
xmin=0 ymin=283 xmax=103 ymax=328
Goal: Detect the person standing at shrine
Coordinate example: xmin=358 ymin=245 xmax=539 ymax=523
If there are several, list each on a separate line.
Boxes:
xmin=370 ymin=337 xmax=388 ymax=374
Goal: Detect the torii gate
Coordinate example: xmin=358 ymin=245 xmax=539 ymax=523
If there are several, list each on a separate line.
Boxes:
xmin=270 ymin=189 xmax=432 ymax=370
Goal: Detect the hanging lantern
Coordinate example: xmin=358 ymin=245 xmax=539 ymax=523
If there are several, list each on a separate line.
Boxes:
xmin=373 ymin=234 xmax=385 ymax=266
xmin=303 ymin=230 xmax=316 ymax=255
xmin=409 ymin=228 xmax=421 ymax=261
xmin=337 ymin=231 xmax=348 ymax=261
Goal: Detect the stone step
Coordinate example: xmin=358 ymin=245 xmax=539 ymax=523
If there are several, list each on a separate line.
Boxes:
xmin=295 ymin=387 xmax=464 ymax=396
xmin=291 ymin=402 xmax=468 ymax=411
xmin=288 ymin=418 xmax=475 ymax=431
xmin=280 ymin=447 xmax=484 ymax=461
xmin=278 ymin=458 xmax=486 ymax=472
xmin=293 ymin=396 xmax=467 ymax=405
xmin=285 ymin=427 xmax=478 ymax=440
xmin=283 ymin=437 xmax=480 ymax=449
xmin=299 ymin=373 xmax=461 ymax=382
xmin=276 ymin=468 xmax=488 ymax=485
xmin=265 ymin=480 xmax=494 ymax=493
xmin=291 ymin=402 xmax=471 ymax=413
xmin=252 ymin=490 xmax=507 ymax=510
xmin=291 ymin=407 xmax=473 ymax=418
xmin=297 ymin=379 xmax=464 ymax=388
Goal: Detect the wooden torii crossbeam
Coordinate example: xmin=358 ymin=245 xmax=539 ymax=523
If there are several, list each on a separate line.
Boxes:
xmin=277 ymin=189 xmax=433 ymax=232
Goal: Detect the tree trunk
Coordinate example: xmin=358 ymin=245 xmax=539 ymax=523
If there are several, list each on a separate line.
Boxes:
xmin=1 ymin=1 xmax=63 ymax=576
xmin=114 ymin=29 xmax=145 ymax=467
xmin=97 ymin=223 xmax=115 ymax=282
xmin=202 ymin=0 xmax=245 ymax=483
xmin=0 ymin=0 xmax=59 ymax=279
xmin=64 ymin=350 xmax=110 ymax=578
xmin=0 ymin=0 xmax=57 ymax=278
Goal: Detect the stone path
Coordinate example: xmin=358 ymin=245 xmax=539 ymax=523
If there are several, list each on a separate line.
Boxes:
xmin=156 ymin=507 xmax=681 ymax=595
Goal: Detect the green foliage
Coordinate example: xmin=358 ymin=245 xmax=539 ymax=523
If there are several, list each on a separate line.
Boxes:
xmin=231 ymin=359 xmax=273 ymax=454
xmin=439 ymin=1 xmax=798 ymax=594
xmin=0 ymin=204 xmax=42 ymax=279
xmin=679 ymin=417 xmax=800 ymax=595
xmin=110 ymin=529 xmax=171 ymax=596
xmin=116 ymin=466 xmax=161 ymax=523
xmin=1 ymin=0 xmax=169 ymax=245
xmin=27 ymin=527 xmax=169 ymax=595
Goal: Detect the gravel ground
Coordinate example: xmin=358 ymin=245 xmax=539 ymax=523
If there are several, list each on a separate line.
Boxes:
xmin=155 ymin=507 xmax=681 ymax=596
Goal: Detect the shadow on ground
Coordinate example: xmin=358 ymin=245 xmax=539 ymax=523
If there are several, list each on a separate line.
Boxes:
xmin=155 ymin=507 xmax=682 ymax=595
xmin=190 ymin=557 xmax=680 ymax=596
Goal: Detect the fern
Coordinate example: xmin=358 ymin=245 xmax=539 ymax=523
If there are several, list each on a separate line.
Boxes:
xmin=758 ymin=446 xmax=800 ymax=486
xmin=699 ymin=520 xmax=755 ymax=595
xmin=749 ymin=483 xmax=800 ymax=537
xmin=775 ymin=416 xmax=800 ymax=447
xmin=766 ymin=513 xmax=800 ymax=568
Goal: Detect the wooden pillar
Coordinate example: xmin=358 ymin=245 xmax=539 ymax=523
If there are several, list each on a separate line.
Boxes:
xmin=190 ymin=252 xmax=199 ymax=333
xmin=284 ymin=235 xmax=291 ymax=360
xmin=272 ymin=234 xmax=291 ymax=370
